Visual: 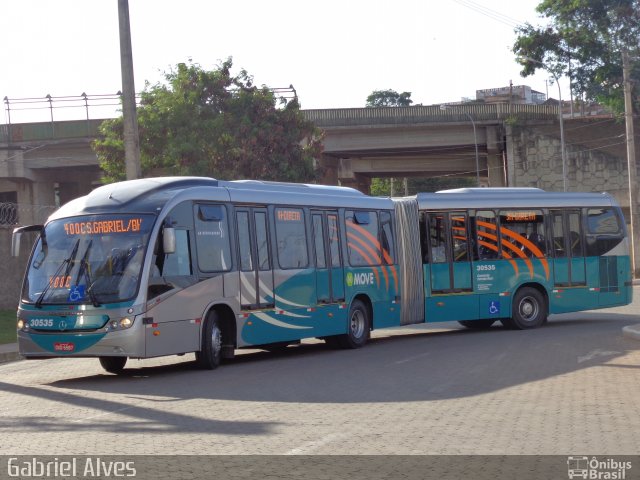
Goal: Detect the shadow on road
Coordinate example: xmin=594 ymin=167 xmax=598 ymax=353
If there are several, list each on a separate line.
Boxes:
xmin=0 ymin=311 xmax=638 ymax=435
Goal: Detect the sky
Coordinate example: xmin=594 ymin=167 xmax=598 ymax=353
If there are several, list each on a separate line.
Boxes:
xmin=1 ymin=0 xmax=561 ymax=123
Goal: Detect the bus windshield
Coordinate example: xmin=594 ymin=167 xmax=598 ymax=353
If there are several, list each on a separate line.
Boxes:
xmin=23 ymin=214 xmax=155 ymax=306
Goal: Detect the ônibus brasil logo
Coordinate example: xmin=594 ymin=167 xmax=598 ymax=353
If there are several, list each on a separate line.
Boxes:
xmin=346 ymin=271 xmax=374 ymax=287
xmin=567 ymin=456 xmax=632 ymax=479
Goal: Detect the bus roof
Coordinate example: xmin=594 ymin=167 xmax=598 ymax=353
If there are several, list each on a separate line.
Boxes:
xmin=49 ymin=176 xmax=382 ymax=222
xmin=416 ymin=188 xmax=618 ymax=210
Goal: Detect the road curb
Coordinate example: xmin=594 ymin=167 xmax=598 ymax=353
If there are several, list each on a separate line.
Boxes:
xmin=622 ymin=324 xmax=640 ymax=341
xmin=0 ymin=350 xmax=22 ymax=364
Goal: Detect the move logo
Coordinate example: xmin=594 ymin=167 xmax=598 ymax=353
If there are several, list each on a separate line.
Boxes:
xmin=346 ymin=271 xmax=375 ymax=287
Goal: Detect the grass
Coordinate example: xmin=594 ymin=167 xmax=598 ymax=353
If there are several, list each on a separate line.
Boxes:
xmin=0 ymin=309 xmax=17 ymax=345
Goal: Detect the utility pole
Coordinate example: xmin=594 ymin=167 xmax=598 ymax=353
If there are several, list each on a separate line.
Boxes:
xmin=623 ymin=50 xmax=638 ymax=277
xmin=118 ymin=0 xmax=141 ymax=180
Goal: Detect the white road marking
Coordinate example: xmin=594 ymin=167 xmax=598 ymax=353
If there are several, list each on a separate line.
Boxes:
xmin=393 ymin=351 xmax=430 ymax=365
xmin=285 ymin=433 xmax=347 ymax=455
xmin=577 ymin=349 xmax=620 ymax=364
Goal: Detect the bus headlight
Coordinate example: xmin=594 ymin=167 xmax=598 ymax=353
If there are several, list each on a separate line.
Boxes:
xmin=108 ymin=317 xmax=134 ymax=331
xmin=17 ymin=319 xmax=25 ymax=330
xmin=119 ymin=317 xmax=133 ymax=329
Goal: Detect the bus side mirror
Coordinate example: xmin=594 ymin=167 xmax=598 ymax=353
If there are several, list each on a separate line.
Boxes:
xmin=163 ymin=227 xmax=176 ymax=254
xmin=11 ymin=224 xmax=44 ymax=258
xmin=11 ymin=231 xmax=22 ymax=257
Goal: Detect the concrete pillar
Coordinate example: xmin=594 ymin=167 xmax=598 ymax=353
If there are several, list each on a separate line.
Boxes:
xmin=319 ymin=155 xmax=339 ymax=185
xmin=504 ymin=125 xmax=517 ymax=187
xmin=485 ymin=125 xmax=505 ymax=187
xmin=340 ymin=173 xmax=371 ymax=194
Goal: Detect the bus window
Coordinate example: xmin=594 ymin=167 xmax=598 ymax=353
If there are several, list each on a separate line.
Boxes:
xmin=275 ymin=208 xmax=308 ymax=269
xmin=312 ymin=214 xmax=326 ymax=268
xmin=328 ymin=214 xmax=342 ymax=268
xmin=427 ymin=214 xmax=446 ymax=263
xmin=476 ymin=211 xmax=499 ymax=260
xmin=237 ymin=211 xmax=253 ymax=271
xmin=587 ymin=208 xmax=621 ymax=234
xmin=586 ymin=208 xmax=624 ymax=256
xmin=380 ymin=211 xmax=395 ymax=265
xmin=568 ymin=212 xmax=583 ymax=257
xmin=346 ymin=210 xmax=381 ymax=266
xmin=451 ymin=213 xmax=469 ymax=262
xmin=255 ymin=211 xmax=270 ymax=271
xmin=195 ymin=204 xmax=231 ymax=272
xmin=499 ymin=210 xmax=545 ymax=258
xmin=552 ymin=212 xmax=566 ymax=257
xmin=162 ymin=230 xmax=192 ymax=276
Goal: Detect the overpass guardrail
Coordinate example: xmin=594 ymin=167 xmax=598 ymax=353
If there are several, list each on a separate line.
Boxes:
xmin=1 ymin=100 xmax=560 ymax=144
xmin=302 ymin=103 xmax=559 ymax=127
xmin=0 ymin=119 xmax=104 ymax=143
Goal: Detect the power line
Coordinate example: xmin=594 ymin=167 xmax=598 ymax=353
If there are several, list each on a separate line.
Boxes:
xmin=452 ymin=0 xmax=525 ymax=28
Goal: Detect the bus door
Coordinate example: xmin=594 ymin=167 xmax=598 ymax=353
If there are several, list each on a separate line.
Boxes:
xmin=425 ymin=211 xmax=475 ymax=321
xmin=236 ymin=208 xmax=274 ymax=309
xmin=584 ymin=207 xmax=628 ymax=307
xmin=311 ymin=211 xmax=345 ymax=304
xmin=551 ymin=210 xmax=587 ymax=286
xmin=550 ymin=210 xmax=589 ymax=310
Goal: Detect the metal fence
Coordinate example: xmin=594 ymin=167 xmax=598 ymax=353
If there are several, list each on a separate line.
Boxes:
xmin=0 ymin=202 xmax=56 ymax=227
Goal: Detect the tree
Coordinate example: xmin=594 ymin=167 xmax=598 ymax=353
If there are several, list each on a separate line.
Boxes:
xmin=93 ymin=59 xmax=323 ymax=183
xmin=366 ymin=89 xmax=413 ymax=107
xmin=512 ymin=0 xmax=640 ymax=114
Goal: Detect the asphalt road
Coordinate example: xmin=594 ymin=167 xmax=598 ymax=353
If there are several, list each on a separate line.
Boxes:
xmin=0 ymin=290 xmax=639 ymax=456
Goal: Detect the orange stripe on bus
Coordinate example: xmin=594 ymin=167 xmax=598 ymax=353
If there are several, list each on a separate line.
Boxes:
xmin=477 ymin=221 xmax=549 ymax=280
xmin=500 ymin=227 xmax=550 ymax=280
xmin=477 ymin=240 xmax=520 ymax=277
xmin=346 ymin=240 xmax=381 ymax=287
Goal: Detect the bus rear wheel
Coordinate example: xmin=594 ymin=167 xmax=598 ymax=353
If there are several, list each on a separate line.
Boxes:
xmin=511 ymin=287 xmax=547 ymax=329
xmin=99 ymin=356 xmax=127 ymax=374
xmin=195 ymin=312 xmax=222 ymax=370
xmin=336 ymin=299 xmax=370 ymax=349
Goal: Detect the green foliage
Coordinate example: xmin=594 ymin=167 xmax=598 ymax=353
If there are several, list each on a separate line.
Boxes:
xmin=93 ymin=59 xmax=323 ymax=183
xmin=370 ymin=177 xmax=476 ymax=196
xmin=513 ymin=0 xmax=640 ymax=114
xmin=366 ymin=89 xmax=413 ymax=107
xmin=0 ymin=310 xmax=17 ymax=345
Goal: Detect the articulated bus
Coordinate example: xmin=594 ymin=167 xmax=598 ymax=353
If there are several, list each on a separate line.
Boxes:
xmin=11 ymin=177 xmax=632 ymax=373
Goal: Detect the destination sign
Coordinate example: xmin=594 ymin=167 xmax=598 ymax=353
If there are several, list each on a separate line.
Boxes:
xmin=501 ymin=211 xmax=542 ymax=223
xmin=63 ymin=218 xmax=143 ymax=235
xmin=276 ymin=209 xmax=302 ymax=222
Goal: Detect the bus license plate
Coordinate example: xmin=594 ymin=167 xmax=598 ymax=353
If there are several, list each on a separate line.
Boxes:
xmin=54 ymin=342 xmax=75 ymax=352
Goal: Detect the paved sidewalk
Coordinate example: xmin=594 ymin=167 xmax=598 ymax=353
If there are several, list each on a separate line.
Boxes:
xmin=0 ymin=342 xmax=21 ymax=364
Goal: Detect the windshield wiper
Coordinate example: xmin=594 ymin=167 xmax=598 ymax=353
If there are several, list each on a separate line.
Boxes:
xmin=75 ymin=239 xmax=101 ymax=307
xmin=35 ymin=238 xmax=80 ymax=308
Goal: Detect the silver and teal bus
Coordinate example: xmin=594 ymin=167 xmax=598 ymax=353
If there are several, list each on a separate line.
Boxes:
xmin=12 ymin=178 xmax=632 ymax=373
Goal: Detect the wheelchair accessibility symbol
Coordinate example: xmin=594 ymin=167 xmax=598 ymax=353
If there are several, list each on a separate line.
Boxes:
xmin=489 ymin=301 xmax=500 ymax=315
xmin=68 ymin=285 xmax=85 ymax=302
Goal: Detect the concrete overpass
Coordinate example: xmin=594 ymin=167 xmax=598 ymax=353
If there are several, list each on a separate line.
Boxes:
xmin=306 ymin=103 xmax=558 ymax=190
xmin=0 ymin=104 xmax=634 ymax=222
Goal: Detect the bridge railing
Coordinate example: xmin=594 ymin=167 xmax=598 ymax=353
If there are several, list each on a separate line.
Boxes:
xmin=1 ymin=100 xmax=561 ymax=143
xmin=0 ymin=119 xmax=105 ymax=143
xmin=303 ymin=103 xmax=559 ymax=127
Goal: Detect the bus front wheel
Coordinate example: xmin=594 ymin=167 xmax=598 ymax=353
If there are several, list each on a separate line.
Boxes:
xmin=195 ymin=312 xmax=222 ymax=370
xmin=337 ymin=299 xmax=370 ymax=349
xmin=99 ymin=356 xmax=127 ymax=374
xmin=511 ymin=287 xmax=547 ymax=329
